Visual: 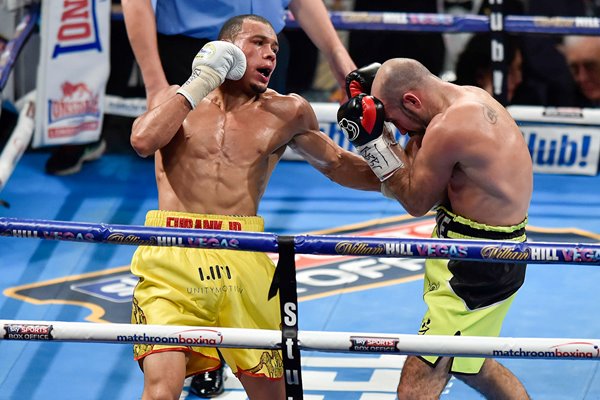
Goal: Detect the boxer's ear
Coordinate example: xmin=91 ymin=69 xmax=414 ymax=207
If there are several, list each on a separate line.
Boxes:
xmin=403 ymin=93 xmax=421 ymax=109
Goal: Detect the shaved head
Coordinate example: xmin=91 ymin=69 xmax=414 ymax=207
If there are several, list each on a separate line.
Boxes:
xmin=372 ymin=58 xmax=433 ymax=105
xmin=371 ymin=58 xmax=436 ymax=135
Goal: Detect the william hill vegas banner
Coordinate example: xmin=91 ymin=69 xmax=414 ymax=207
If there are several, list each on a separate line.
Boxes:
xmin=33 ymin=0 xmax=110 ymax=148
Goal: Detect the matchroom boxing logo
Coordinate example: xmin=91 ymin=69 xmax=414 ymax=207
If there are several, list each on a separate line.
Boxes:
xmin=4 ymin=216 xmax=600 ymax=324
xmin=115 ymin=328 xmax=224 ymax=346
xmin=492 ymin=341 xmax=600 ymax=359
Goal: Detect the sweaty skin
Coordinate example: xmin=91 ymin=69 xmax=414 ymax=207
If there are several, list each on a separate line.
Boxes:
xmin=131 ymin=20 xmax=380 ymax=217
xmin=371 ymin=58 xmax=532 ymax=400
xmin=372 ymin=60 xmax=532 ymax=226
xmin=129 ymin=18 xmax=379 ymax=400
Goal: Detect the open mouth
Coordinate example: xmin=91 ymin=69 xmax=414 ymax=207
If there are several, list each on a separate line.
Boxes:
xmin=257 ymin=68 xmax=272 ymax=78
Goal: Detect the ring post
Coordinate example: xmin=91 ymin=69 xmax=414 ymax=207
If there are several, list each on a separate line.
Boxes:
xmin=274 ymin=236 xmax=304 ymax=399
xmin=489 ymin=0 xmax=508 ymax=105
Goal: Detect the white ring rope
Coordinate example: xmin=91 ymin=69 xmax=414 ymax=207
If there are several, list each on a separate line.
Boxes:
xmin=104 ymin=94 xmax=600 ymax=126
xmin=2 ymin=10 xmax=599 ymax=371
xmin=2 ymin=319 xmax=599 ymax=361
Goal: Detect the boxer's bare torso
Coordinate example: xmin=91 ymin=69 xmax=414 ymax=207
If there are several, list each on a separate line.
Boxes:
xmin=154 ymin=88 xmax=337 ymax=215
xmin=421 ymin=85 xmax=532 ymax=225
xmin=133 ymin=85 xmax=379 ymax=217
xmin=372 ymin=60 xmax=532 ymax=226
xmin=131 ymin=17 xmax=378 ymax=219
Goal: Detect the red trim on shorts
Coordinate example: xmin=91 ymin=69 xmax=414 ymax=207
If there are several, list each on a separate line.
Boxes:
xmin=134 ymin=346 xmax=190 ymax=362
xmin=135 ymin=346 xmax=223 ymax=377
xmin=236 ymin=368 xmax=282 ymax=381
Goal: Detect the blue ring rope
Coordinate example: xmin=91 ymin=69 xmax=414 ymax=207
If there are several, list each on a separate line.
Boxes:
xmin=285 ymin=11 xmax=600 ymax=35
xmin=108 ymin=10 xmax=600 ymax=35
xmin=1 ymin=217 xmax=599 ymax=265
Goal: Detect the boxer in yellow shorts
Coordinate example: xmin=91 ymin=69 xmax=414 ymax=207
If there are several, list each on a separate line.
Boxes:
xmin=131 ymin=210 xmax=283 ymax=379
xmin=125 ymin=14 xmax=381 ymax=399
xmin=419 ymin=205 xmax=528 ymax=374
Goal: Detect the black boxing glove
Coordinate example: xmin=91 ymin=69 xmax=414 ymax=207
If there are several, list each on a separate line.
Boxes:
xmin=337 ymin=94 xmax=384 ymax=145
xmin=345 ymin=62 xmax=381 ymax=98
xmin=337 ymin=94 xmax=403 ymax=181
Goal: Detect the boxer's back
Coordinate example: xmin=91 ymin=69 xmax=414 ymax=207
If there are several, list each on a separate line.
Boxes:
xmin=428 ymin=86 xmax=532 ymax=225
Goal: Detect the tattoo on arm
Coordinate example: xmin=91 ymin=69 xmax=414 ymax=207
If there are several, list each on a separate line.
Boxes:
xmin=482 ymin=103 xmax=498 ymax=124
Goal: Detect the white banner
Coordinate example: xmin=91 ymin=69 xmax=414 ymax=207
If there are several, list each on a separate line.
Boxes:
xmin=308 ymin=103 xmax=600 ymax=176
xmin=507 ymin=105 xmax=600 ymax=125
xmin=33 ymin=0 xmax=111 ymax=148
xmin=522 ymin=125 xmax=600 ymax=176
xmin=100 ymin=98 xmax=600 ymax=176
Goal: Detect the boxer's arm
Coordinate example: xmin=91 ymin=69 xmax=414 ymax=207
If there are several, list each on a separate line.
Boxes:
xmin=131 ymin=42 xmax=246 ymax=157
xmin=130 ymin=87 xmax=192 ymax=158
xmin=289 ymin=0 xmax=356 ymax=92
xmin=383 ymin=122 xmax=459 ymax=216
xmin=121 ymin=0 xmax=168 ymax=104
xmin=287 ymin=95 xmax=380 ymax=191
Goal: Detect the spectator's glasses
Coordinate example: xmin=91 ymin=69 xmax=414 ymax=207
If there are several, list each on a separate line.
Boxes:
xmin=568 ymin=60 xmax=600 ymax=77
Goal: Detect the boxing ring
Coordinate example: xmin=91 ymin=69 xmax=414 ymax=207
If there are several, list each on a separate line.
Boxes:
xmin=2 ymin=218 xmax=600 ymax=362
xmin=1 ymin=180 xmax=600 ymax=400
xmin=1 ymin=6 xmax=600 ymax=400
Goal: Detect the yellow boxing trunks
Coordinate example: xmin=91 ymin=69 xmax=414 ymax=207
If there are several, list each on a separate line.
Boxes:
xmin=419 ymin=205 xmax=528 ymax=374
xmin=130 ymin=210 xmax=283 ymax=379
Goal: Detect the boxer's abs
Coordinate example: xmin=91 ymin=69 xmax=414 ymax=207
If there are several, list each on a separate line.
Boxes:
xmin=155 ymin=154 xmax=268 ymax=216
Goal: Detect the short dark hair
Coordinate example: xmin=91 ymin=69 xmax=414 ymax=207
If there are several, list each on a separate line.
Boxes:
xmin=218 ymin=14 xmax=274 ymax=41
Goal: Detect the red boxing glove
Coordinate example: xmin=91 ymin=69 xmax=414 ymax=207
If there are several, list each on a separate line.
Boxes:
xmin=345 ymin=62 xmax=381 ymax=98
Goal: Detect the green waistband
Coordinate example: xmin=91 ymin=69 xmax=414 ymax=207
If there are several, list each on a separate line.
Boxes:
xmin=435 ymin=205 xmax=527 ymax=241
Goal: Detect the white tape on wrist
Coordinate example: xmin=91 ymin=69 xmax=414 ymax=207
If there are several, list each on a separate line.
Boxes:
xmin=176 ymin=89 xmax=197 ymax=109
xmin=176 ymin=66 xmax=223 ymax=109
xmin=356 ymin=135 xmax=404 ymax=181
xmin=381 ymin=183 xmax=397 ymax=200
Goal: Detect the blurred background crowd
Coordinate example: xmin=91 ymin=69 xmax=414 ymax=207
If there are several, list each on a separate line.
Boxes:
xmin=1 ymin=1 xmax=599 ymax=396
xmin=1 ymin=0 xmax=600 ymax=172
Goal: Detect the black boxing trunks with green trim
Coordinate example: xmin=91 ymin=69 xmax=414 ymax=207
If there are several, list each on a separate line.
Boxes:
xmin=418 ymin=205 xmax=528 ymax=374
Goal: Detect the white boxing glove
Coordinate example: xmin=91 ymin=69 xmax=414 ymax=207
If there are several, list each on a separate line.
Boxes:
xmin=176 ymin=41 xmax=247 ymax=109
